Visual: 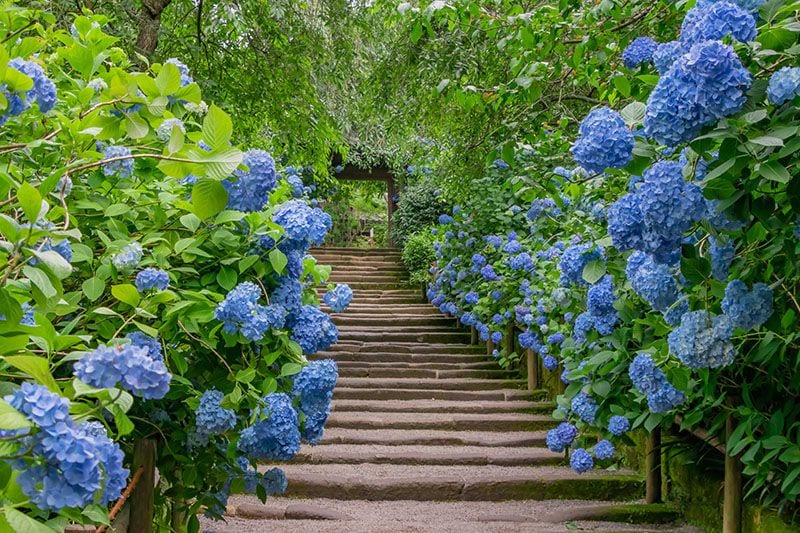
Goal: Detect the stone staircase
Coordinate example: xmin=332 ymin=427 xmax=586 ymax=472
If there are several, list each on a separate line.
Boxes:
xmin=203 ymin=247 xmax=697 ymax=532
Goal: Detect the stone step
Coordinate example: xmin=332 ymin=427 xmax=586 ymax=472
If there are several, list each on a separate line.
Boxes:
xmin=323 ymin=342 xmax=484 ymax=354
xmin=333 ymin=304 xmax=440 ymax=315
xmin=333 ymin=387 xmax=533 ymax=401
xmin=331 ymin=296 xmax=424 ymax=304
xmin=337 ymin=325 xmax=461 ymax=334
xmin=325 ymin=282 xmax=412 ymax=291
xmin=332 ymin=398 xmax=550 ymax=414
xmin=321 ymin=428 xmax=548 ymax=447
xmin=338 ymin=366 xmax=512 ymax=379
xmin=314 ymin=255 xmax=403 ymax=265
xmin=312 ymin=352 xmax=490 ymax=364
xmin=317 ymin=289 xmax=420 ymax=298
xmin=332 ymin=316 xmax=457 ymax=327
xmin=327 ymin=262 xmax=408 ymax=271
xmin=336 ymin=377 xmax=526 ymax=392
xmin=312 ymin=247 xmax=400 ymax=254
xmin=336 ymin=331 xmax=472 ymax=343
xmin=328 ymin=273 xmax=408 ymax=282
xmin=326 ymin=411 xmax=554 ymax=432
xmin=275 ymin=464 xmax=644 ymax=502
xmin=332 ymin=360 xmax=500 ymax=371
xmin=295 ymin=444 xmax=562 ymax=466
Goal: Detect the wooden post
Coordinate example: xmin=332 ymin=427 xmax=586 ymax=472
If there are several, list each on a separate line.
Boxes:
xmin=387 ymin=176 xmax=395 ymax=247
xmin=723 ymin=415 xmax=743 ymax=533
xmin=486 ymin=338 xmax=494 ymax=356
xmin=646 ymin=428 xmax=662 ymax=504
xmin=470 ymin=326 xmax=478 ymax=345
xmin=129 ymin=439 xmax=156 ymax=533
xmin=526 ymin=348 xmax=539 ymax=392
xmin=504 ymin=322 xmax=515 ymax=355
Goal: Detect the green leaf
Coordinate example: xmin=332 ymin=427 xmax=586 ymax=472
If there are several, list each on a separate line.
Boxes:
xmin=155 ymin=63 xmax=182 ymax=95
xmin=4 ymin=355 xmax=60 ymax=393
xmin=216 ymin=267 xmax=238 ymax=291
xmin=31 ymin=250 xmax=72 ymax=280
xmin=17 ymin=182 xmax=42 ymax=223
xmin=613 ymin=76 xmax=630 ymax=98
xmin=104 ymin=203 xmax=130 ymax=217
xmin=22 ymin=266 xmax=57 ymax=299
xmin=620 ymin=102 xmax=645 ymax=127
xmin=81 ymin=504 xmax=110 ymax=525
xmin=269 ymin=248 xmax=287 ymax=274
xmin=680 ymin=256 xmax=710 ymax=285
xmin=180 ymin=213 xmax=201 ymax=231
xmin=3 ymin=507 xmax=56 ymax=533
xmin=581 ymin=260 xmax=606 ymax=285
xmin=192 ymin=178 xmax=228 ymax=220
xmin=82 ymin=277 xmax=106 ymax=301
xmin=112 ymin=284 xmax=141 ymax=307
xmin=202 ymin=105 xmax=233 ymax=149
xmin=236 ymin=367 xmax=257 ymax=383
xmin=749 ymin=135 xmax=783 ymax=147
xmin=758 ymin=161 xmax=791 ymax=183
xmin=0 ymin=399 xmax=31 ymax=430
xmin=125 ymin=114 xmax=149 ymax=139
xmin=196 ymin=147 xmax=243 ymax=181
xmin=279 ymin=362 xmax=303 ymax=378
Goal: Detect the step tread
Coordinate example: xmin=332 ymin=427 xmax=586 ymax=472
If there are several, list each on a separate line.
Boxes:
xmin=332 ymin=399 xmax=548 ymax=413
xmin=295 ymin=444 xmax=562 ymax=465
xmin=320 ymin=428 xmax=548 ymax=447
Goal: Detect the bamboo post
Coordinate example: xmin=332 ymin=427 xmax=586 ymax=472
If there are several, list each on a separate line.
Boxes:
xmin=504 ymin=322 xmax=515 ymax=355
xmin=526 ymin=348 xmax=539 ymax=392
xmin=723 ymin=415 xmax=743 ymax=533
xmin=646 ymin=428 xmax=662 ymax=504
xmin=470 ymin=326 xmax=478 ymax=345
xmin=129 ymin=439 xmax=157 ymax=533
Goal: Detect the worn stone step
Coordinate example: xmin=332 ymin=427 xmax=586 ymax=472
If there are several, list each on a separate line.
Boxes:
xmin=336 ymin=377 xmax=526 ymax=392
xmin=321 ymin=428 xmax=548 ymax=447
xmin=312 ymin=246 xmax=400 ymax=253
xmin=314 ymin=256 xmax=403 ymax=265
xmin=328 ymin=273 xmax=408 ymax=282
xmin=327 ymin=263 xmax=408 ymax=271
xmin=337 ymin=325 xmax=462 ymax=335
xmin=332 ymin=360 xmax=500 ymax=371
xmin=332 ymin=316 xmax=457 ymax=327
xmin=316 ymin=288 xmax=420 ymax=297
xmin=331 ymin=398 xmax=551 ymax=414
xmin=324 ymin=282 xmax=412 ymax=291
xmin=324 ymin=342 xmax=484 ymax=354
xmin=331 ymin=296 xmax=424 ymax=304
xmin=326 ymin=411 xmax=554 ymax=432
xmin=336 ymin=331 xmax=472 ymax=343
xmin=338 ymin=366 xmax=512 ymax=379
xmin=312 ymin=352 xmax=490 ymax=364
xmin=333 ymin=304 xmax=441 ymax=315
xmin=334 ymin=387 xmax=533 ymax=401
xmin=275 ymin=464 xmax=643 ymax=502
xmin=295 ymin=444 xmax=562 ymax=466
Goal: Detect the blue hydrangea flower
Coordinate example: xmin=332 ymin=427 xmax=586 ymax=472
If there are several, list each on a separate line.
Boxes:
xmin=135 ymin=268 xmax=169 ymax=292
xmin=518 ymin=330 xmax=539 ymax=350
xmin=559 ymin=243 xmax=604 ymax=287
xmin=237 ymin=393 xmax=300 ymax=461
xmin=571 ymin=107 xmax=634 ymax=173
xmin=508 ymin=252 xmax=534 ymax=271
xmin=503 ymin=239 xmax=522 ymax=254
xmin=286 ymin=173 xmax=305 ymax=198
xmin=0 ymin=58 xmax=57 ymax=125
xmin=587 ymin=275 xmax=616 ymax=316
xmin=126 ymin=331 xmax=163 ymax=362
xmin=493 ymin=158 xmax=510 ymax=170
xmin=644 ymin=40 xmax=751 ymax=146
xmin=594 ymin=439 xmax=615 ymax=460
xmin=485 ymin=235 xmax=503 ymax=249
xmin=681 ymin=3 xmax=756 ymax=46
xmin=628 ymin=353 xmax=685 ymax=412
xmin=464 ymin=291 xmax=480 ymax=305
xmin=490 ymin=331 xmax=503 ymax=344
xmin=608 ymin=415 xmax=630 ymax=436
xmin=570 ymin=448 xmax=594 ymax=473
xmin=710 ymin=238 xmax=735 ymax=281
xmin=215 ymin=282 xmax=285 ymax=341
xmin=323 ymin=284 xmax=353 ymax=313
xmin=288 ymin=305 xmax=338 ymax=354
xmin=542 ymin=355 xmax=558 ymax=371
xmin=491 ymin=289 xmax=503 ymax=301
xmin=571 ymin=392 xmax=598 ymax=424
xmin=721 ymin=280 xmax=773 ymax=330
xmin=165 ymin=58 xmax=193 ymax=86
xmin=438 ymin=214 xmax=453 ymax=224
xmin=573 ymin=312 xmax=594 ymax=344
xmin=156 ymin=118 xmax=185 ymax=142
xmin=74 ymin=343 xmax=171 ymax=399
xmin=622 ymin=37 xmax=658 ymax=68
xmin=224 ymin=150 xmax=278 ymax=212
xmin=271 ymin=276 xmax=303 ymax=313
xmin=291 ymin=359 xmax=338 ymax=444
xmin=102 ymin=145 xmax=135 ymax=178
xmin=547 ymin=332 xmax=565 ymax=345
xmin=481 ymin=265 xmax=499 ymax=281
xmin=653 ymin=41 xmax=685 ymax=74
xmin=273 ymin=200 xmax=332 ymax=246
xmin=767 ymin=67 xmax=800 ymax=105
xmin=195 ymin=389 xmax=236 ymax=436
xmin=668 ymin=310 xmax=737 ymax=369
xmin=546 ymin=422 xmax=578 ymax=452
xmin=627 ymin=251 xmax=682 ymax=312
xmin=705 ymin=198 xmax=745 ymax=231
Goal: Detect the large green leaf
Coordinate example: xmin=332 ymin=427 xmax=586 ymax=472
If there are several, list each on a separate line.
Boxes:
xmin=4 ymin=355 xmax=60 ymax=393
xmin=202 ymin=105 xmax=233 ymax=150
xmin=192 ymin=178 xmax=228 ymax=220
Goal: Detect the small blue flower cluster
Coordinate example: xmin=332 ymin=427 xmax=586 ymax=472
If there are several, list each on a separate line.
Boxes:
xmin=767 ymin=67 xmax=800 ymax=105
xmin=559 ymin=243 xmax=603 ymax=287
xmin=571 ymin=107 xmax=634 ymax=173
xmin=465 ymin=291 xmax=480 ymax=305
xmin=8 ymin=383 xmax=128 ymax=510
xmin=608 ymin=415 xmax=630 ymax=436
xmin=102 ymin=145 xmax=135 ymax=178
xmin=291 ymin=359 xmax=338 ymax=444
xmin=628 ymin=353 xmax=685 ymax=413
xmin=74 ymin=343 xmax=171 ymax=399
xmin=546 ymin=422 xmax=578 ymax=452
xmin=570 ymin=448 xmax=594 ymax=473
xmin=481 ymin=264 xmax=499 ymax=281
xmin=626 ymin=251 xmax=682 ymax=314
xmin=224 ymin=150 xmax=278 ymax=212
xmin=126 ymin=331 xmax=163 ymax=361
xmin=0 ymin=58 xmax=57 ymax=124
xmin=709 ymin=238 xmax=735 ymax=281
xmin=195 ymin=389 xmax=236 ymax=436
xmin=214 ymin=282 xmax=286 ymax=342
xmin=273 ymin=200 xmax=332 ymax=247
xmin=439 ymin=214 xmax=453 ymax=224
xmin=594 ymin=439 xmax=616 ymax=460
xmin=288 ymin=305 xmax=338 ymax=354
xmin=135 ymin=267 xmax=170 ymax=292
xmin=668 ymin=310 xmax=736 ymax=369
xmin=571 ymin=392 xmax=598 ymax=424
xmin=323 ymin=284 xmax=353 ymax=313
xmin=622 ymin=37 xmax=658 ymax=69
xmin=585 ymin=275 xmax=619 ymax=335
xmin=237 ymin=393 xmax=301 ymax=461
xmin=652 ymin=41 xmax=684 ymax=74
xmin=721 ymin=280 xmax=773 ymax=330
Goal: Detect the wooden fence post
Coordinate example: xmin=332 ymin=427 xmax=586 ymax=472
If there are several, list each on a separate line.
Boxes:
xmin=723 ymin=415 xmax=743 ymax=533
xmin=646 ymin=428 xmax=662 ymax=504
xmin=129 ymin=439 xmax=156 ymax=533
xmin=470 ymin=326 xmax=478 ymax=345
xmin=504 ymin=322 xmax=515 ymax=355
xmin=526 ymin=348 xmax=539 ymax=392
xmin=486 ymin=338 xmax=494 ymax=356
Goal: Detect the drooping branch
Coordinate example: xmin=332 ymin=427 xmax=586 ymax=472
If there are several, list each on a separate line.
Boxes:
xmin=135 ymin=0 xmax=173 ymax=58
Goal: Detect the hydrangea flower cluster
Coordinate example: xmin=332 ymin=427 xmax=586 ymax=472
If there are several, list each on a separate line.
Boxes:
xmin=680 ymin=2 xmax=756 ymax=46
xmin=643 ymin=40 xmax=751 ymax=146
xmin=546 ymin=422 xmax=578 ymax=452
xmin=224 ymin=150 xmax=278 ymax=212
xmin=0 ymin=58 xmax=57 ymax=124
xmin=74 ymin=343 xmax=171 ymax=399
xmin=165 ymin=57 xmax=194 ymax=86
xmin=570 ymin=448 xmax=594 ymax=473
xmin=126 ymin=331 xmax=163 ymax=361
xmin=668 ymin=310 xmax=737 ymax=369
xmin=195 ymin=389 xmax=236 ymax=437
xmin=571 ymin=392 xmax=598 ymax=424
xmin=273 ymin=200 xmax=332 ymax=247
xmin=652 ymin=41 xmax=684 ymax=74
xmin=721 ymin=280 xmax=773 ymax=330
xmin=559 ymin=243 xmax=603 ymax=287
xmin=102 ymin=145 xmax=135 ymax=178
xmin=628 ymin=353 xmax=685 ymax=413
xmin=608 ymin=415 xmax=630 ymax=436
xmin=570 ymin=107 xmax=634 ymax=173
xmin=156 ymin=118 xmax=185 ymax=142
xmin=7 ymin=384 xmax=127 ymax=511
xmin=594 ymin=439 xmax=616 ymax=460
xmin=214 ymin=282 xmax=286 ymax=342
xmin=291 ymin=359 xmax=338 ymax=444
xmin=622 ymin=37 xmax=658 ymax=69
xmin=709 ymin=238 xmax=734 ymax=281
xmin=323 ymin=284 xmax=353 ymax=313
xmin=288 ymin=305 xmax=338 ymax=354
xmin=237 ymin=393 xmax=301 ymax=461
xmin=626 ymin=251 xmax=682 ymax=313
xmin=767 ymin=67 xmax=800 ymax=105
xmin=135 ymin=267 xmax=170 ymax=292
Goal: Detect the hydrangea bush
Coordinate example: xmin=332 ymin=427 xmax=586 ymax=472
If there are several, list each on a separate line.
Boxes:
xmin=422 ymin=0 xmax=800 ymax=509
xmin=0 ymin=8 xmax=347 ymax=531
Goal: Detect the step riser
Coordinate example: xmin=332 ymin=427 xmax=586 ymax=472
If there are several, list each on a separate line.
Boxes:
xmin=332 ymin=361 xmax=499 ymax=370
xmin=332 ymin=318 xmax=457 ymax=327
xmin=339 ymin=368 xmax=512 ymax=379
xmin=326 ymin=419 xmax=555 ymax=432
xmin=334 ymin=389 xmax=533 ymax=401
xmin=322 ymin=345 xmax=483 ymax=354
xmin=337 ymin=379 xmax=525 ymax=391
xmin=312 ymin=353 xmax=490 ymax=364
xmin=337 ymin=333 xmax=472 ymax=343
xmin=321 ymin=433 xmax=546 ymax=447
xmin=331 ymin=403 xmax=549 ymax=414
xmin=293 ymin=454 xmax=561 ymax=467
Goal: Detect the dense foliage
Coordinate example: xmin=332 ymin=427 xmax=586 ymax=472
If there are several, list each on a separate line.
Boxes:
xmin=0 ymin=8 xmax=351 ymax=531
xmin=422 ymin=0 xmax=800 ymax=515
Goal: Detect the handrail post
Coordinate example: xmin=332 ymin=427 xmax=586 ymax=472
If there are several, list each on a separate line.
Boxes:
xmin=526 ymin=348 xmax=538 ymax=392
xmin=646 ymin=428 xmax=662 ymax=504
xmin=723 ymin=415 xmax=743 ymax=533
xmin=129 ymin=439 xmax=157 ymax=533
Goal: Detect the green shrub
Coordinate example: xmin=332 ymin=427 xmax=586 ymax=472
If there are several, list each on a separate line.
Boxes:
xmin=402 ymin=231 xmax=437 ymax=284
xmin=392 ymin=181 xmax=446 ymax=245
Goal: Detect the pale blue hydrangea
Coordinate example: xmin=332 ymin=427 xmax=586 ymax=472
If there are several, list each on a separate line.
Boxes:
xmin=546 ymin=422 xmax=578 ymax=452
xmin=323 ymin=284 xmax=353 ymax=313
xmin=465 ymin=291 xmax=480 ymax=305
xmin=570 ymin=448 xmax=594 ymax=473
xmin=481 ymin=265 xmax=499 ymax=281
xmin=273 ymin=200 xmax=332 ymax=246
xmin=608 ymin=415 xmax=630 ymax=436
xmin=571 ymin=392 xmax=598 ymax=424
xmin=721 ymin=280 xmax=773 ymax=330
xmin=195 ymin=389 xmax=236 ymax=436
xmin=627 ymin=251 xmax=682 ymax=312
xmin=508 ymin=252 xmax=534 ymax=271
xmin=573 ymin=312 xmax=594 ymax=344
xmin=767 ymin=67 xmax=800 ymax=105
xmin=237 ymin=393 xmax=300 ymax=461
xmin=490 ymin=331 xmax=503 ymax=344
xmin=288 ymin=305 xmax=338 ymax=354
xmin=156 ymin=118 xmax=185 ymax=142
xmin=439 ymin=214 xmax=453 ymax=224
xmin=594 ymin=439 xmax=615 ymax=460
xmin=102 ymin=145 xmax=135 ymax=177
xmin=547 ymin=332 xmax=565 ymax=345
xmin=126 ymin=331 xmax=163 ymax=362
xmin=135 ymin=268 xmax=169 ymax=292
xmin=681 ymin=2 xmax=756 ymax=47
xmin=668 ymin=310 xmax=737 ymax=369
xmin=214 ymin=282 xmax=286 ymax=341
xmin=653 ymin=41 xmax=684 ymax=74
xmin=710 ymin=238 xmax=735 ymax=281
xmin=543 ymin=355 xmax=558 ymax=371
xmin=571 ymin=107 xmax=634 ymax=173
xmin=559 ymin=243 xmax=603 ymax=287
xmin=629 ymin=353 xmax=685 ymax=412
xmin=291 ymin=359 xmax=338 ymax=444
xmin=286 ymin=173 xmax=305 ymax=198
xmin=0 ymin=58 xmax=57 ymax=125
xmin=271 ymin=276 xmax=303 ymax=313
xmin=622 ymin=37 xmax=658 ymax=68
xmin=74 ymin=343 xmax=171 ymax=399
xmin=224 ymin=150 xmax=278 ymax=212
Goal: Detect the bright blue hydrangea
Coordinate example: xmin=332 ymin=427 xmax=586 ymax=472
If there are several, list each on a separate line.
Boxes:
xmin=663 ymin=299 xmax=689 ymax=326
xmin=237 ymin=393 xmax=301 ymax=461
xmin=622 ymin=37 xmax=658 ymax=68
xmin=571 ymin=392 xmax=598 ymax=424
xmin=465 ymin=291 xmax=480 ymax=305
xmin=291 ymin=359 xmax=338 ymax=444
xmin=594 ymin=439 xmax=616 ymax=460
xmin=102 ymin=145 xmax=135 ymax=178
xmin=767 ymin=67 xmax=800 ymax=105
xmin=491 ymin=289 xmax=503 ymax=300
xmin=224 ymin=150 xmax=277 ymax=212
xmin=271 ymin=276 xmax=303 ymax=312
xmin=135 ymin=267 xmax=169 ymax=292
xmin=493 ymin=158 xmax=510 ymax=170
xmin=721 ymin=280 xmax=773 ymax=330
xmin=323 ymin=284 xmax=353 ymax=313
xmin=697 ymin=0 xmax=765 ymax=10
xmin=546 ymin=422 xmax=578 ymax=452
xmin=165 ymin=58 xmax=193 ymax=86
xmin=628 ymin=353 xmax=685 ymax=413
xmin=286 ymin=173 xmax=305 ymax=198
xmin=705 ymin=198 xmax=745 ymax=231
xmin=547 ymin=332 xmax=565 ymax=345
xmin=481 ymin=264 xmax=499 ymax=281
xmin=490 ymin=331 xmax=503 ymax=344
xmin=503 ymin=239 xmax=522 ymax=254
xmin=439 ymin=214 xmax=453 ymax=224
xmin=559 ymin=243 xmax=603 ymax=287
xmin=215 ymin=282 xmax=286 ymax=341
xmin=680 ymin=2 xmax=756 ymax=46
xmin=644 ymin=40 xmax=751 ymax=146
xmin=0 ymin=58 xmax=57 ymax=125
xmin=608 ymin=415 xmax=630 ymax=436
xmin=195 ymin=389 xmax=236 ymax=436
xmin=653 ymin=41 xmax=684 ymax=74
xmin=74 ymin=343 xmax=171 ymax=399
xmin=668 ymin=310 xmax=737 ymax=369
xmin=570 ymin=448 xmax=594 ymax=473
xmin=587 ymin=275 xmax=616 ymax=316
xmin=542 ymin=355 xmax=558 ymax=371
xmin=126 ymin=331 xmax=163 ymax=362
xmin=627 ymin=251 xmax=682 ymax=312
xmin=518 ymin=330 xmax=539 ymax=349
xmin=485 ymin=235 xmax=503 ymax=248
xmin=572 ymin=312 xmax=594 ymax=344
xmin=571 ymin=107 xmax=634 ymax=173
xmin=273 ymin=200 xmax=332 ymax=246
xmin=288 ymin=305 xmax=338 ymax=354
xmin=709 ymin=238 xmax=735 ymax=281
xmin=508 ymin=252 xmax=534 ymax=271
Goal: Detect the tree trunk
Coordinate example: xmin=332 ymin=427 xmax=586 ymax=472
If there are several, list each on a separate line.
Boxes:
xmin=136 ymin=0 xmax=173 ymax=58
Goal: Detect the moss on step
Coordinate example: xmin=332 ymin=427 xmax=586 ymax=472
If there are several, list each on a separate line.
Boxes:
xmin=584 ymin=503 xmax=681 ymax=524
